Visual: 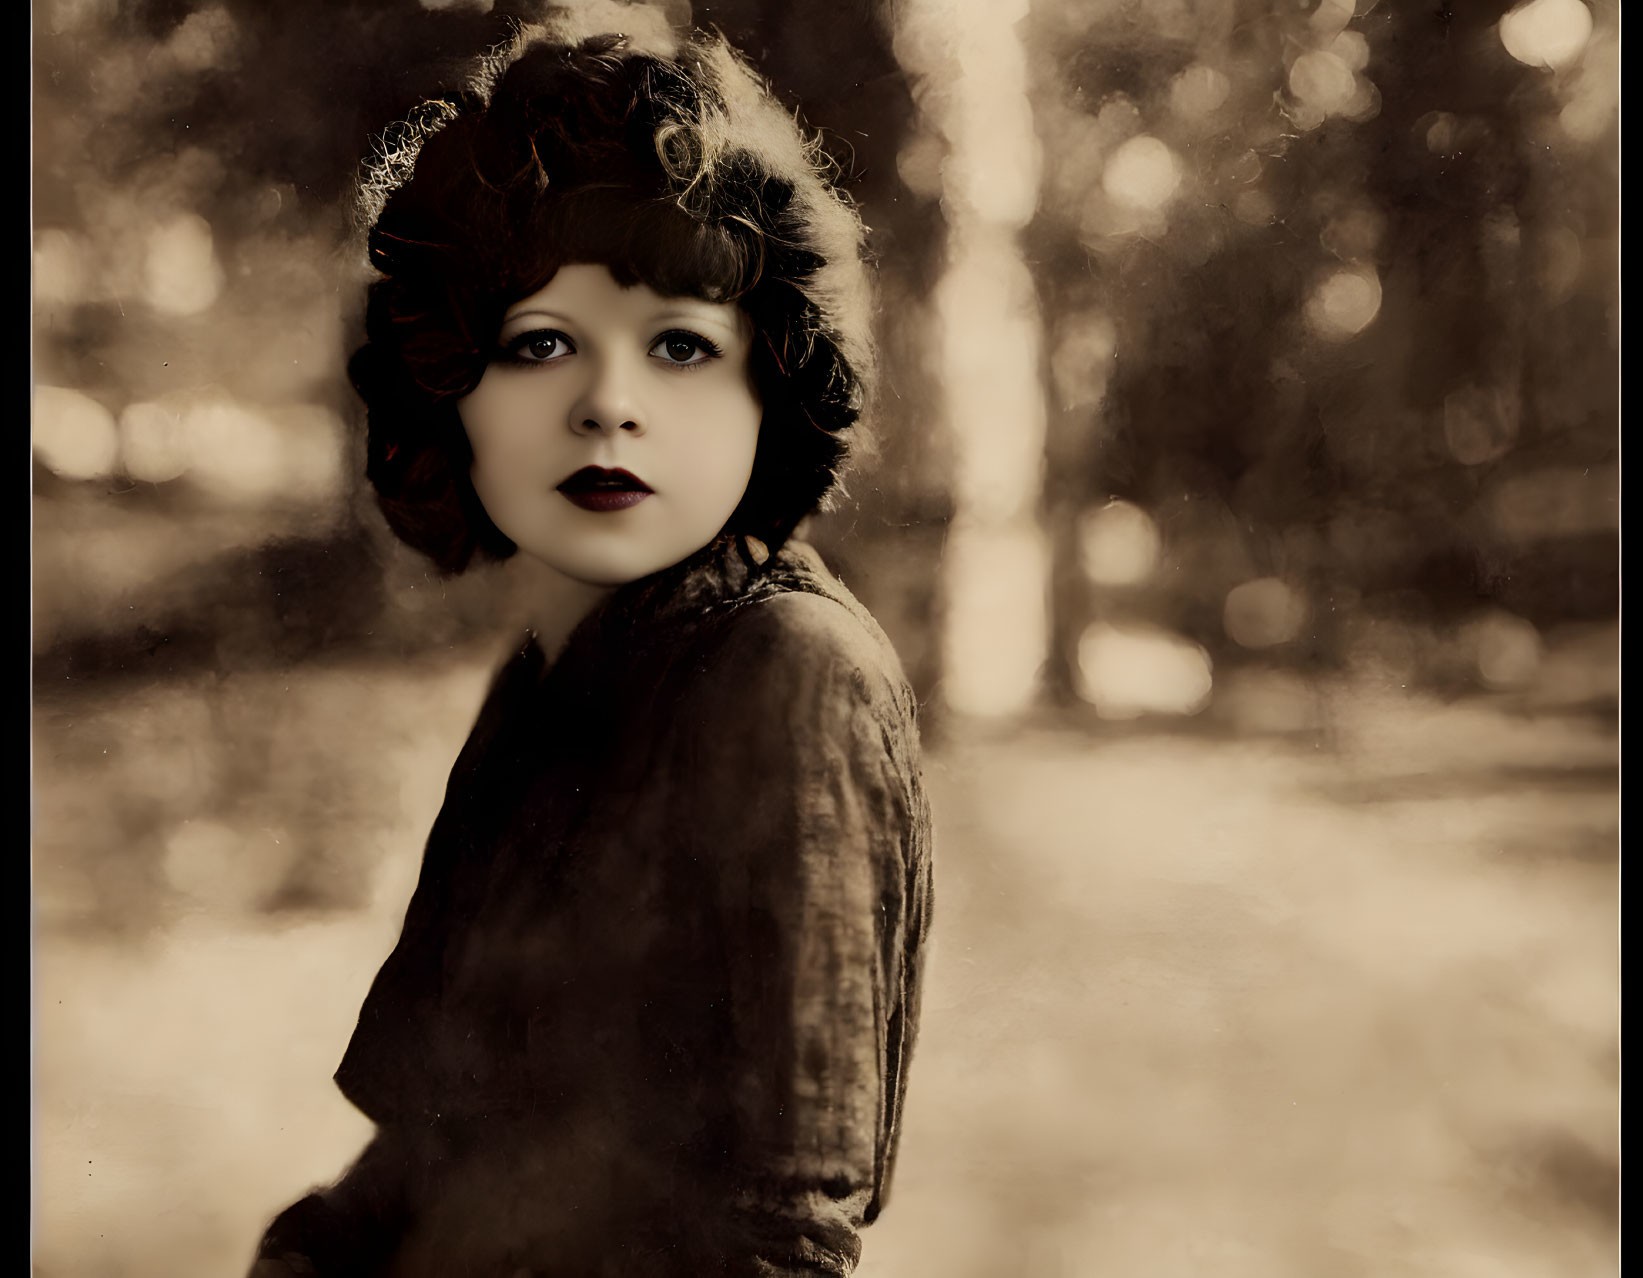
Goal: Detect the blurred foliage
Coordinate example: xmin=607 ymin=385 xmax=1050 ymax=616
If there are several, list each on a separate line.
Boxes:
xmin=1020 ymin=0 xmax=1617 ymax=703
xmin=31 ymin=0 xmax=1617 ymax=709
xmin=32 ymin=0 xmax=946 ymax=694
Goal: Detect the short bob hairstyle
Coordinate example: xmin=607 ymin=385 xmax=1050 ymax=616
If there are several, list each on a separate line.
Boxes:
xmin=350 ymin=21 xmax=876 ymax=574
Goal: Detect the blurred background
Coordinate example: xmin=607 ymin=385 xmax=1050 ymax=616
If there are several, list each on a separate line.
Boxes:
xmin=32 ymin=0 xmax=1617 ymax=1274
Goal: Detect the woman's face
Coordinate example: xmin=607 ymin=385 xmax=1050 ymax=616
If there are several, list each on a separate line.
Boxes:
xmin=459 ymin=263 xmax=762 ymax=586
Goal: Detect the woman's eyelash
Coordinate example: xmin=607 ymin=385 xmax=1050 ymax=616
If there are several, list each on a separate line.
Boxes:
xmin=497 ymin=329 xmax=575 ymax=364
xmin=493 ymin=329 xmax=724 ymax=367
xmin=651 ymin=330 xmax=723 ymax=369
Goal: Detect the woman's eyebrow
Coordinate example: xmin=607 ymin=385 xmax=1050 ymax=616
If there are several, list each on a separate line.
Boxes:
xmin=500 ymin=307 xmax=573 ymax=326
xmin=651 ymin=307 xmax=743 ymax=333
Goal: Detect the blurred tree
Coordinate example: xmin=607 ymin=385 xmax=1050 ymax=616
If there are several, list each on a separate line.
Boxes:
xmin=1021 ymin=0 xmax=1616 ymax=704
xmin=34 ymin=0 xmax=1614 ymax=710
xmin=32 ymin=0 xmax=947 ymax=699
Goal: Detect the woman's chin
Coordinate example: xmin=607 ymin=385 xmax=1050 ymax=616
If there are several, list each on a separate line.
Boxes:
xmin=516 ymin=542 xmax=709 ymax=590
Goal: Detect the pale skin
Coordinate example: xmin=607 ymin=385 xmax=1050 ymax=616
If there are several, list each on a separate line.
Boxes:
xmin=458 ymin=263 xmax=764 ymax=657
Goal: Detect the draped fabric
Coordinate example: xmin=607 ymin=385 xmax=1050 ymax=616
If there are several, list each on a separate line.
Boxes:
xmin=254 ymin=535 xmax=933 ymax=1277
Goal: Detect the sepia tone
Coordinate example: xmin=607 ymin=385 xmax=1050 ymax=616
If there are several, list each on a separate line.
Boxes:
xmin=32 ymin=0 xmax=1616 ymax=1274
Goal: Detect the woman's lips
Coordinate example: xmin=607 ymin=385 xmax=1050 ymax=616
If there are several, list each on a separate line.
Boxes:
xmin=556 ymin=466 xmax=652 ymax=513
xmin=561 ymin=488 xmax=651 ymax=512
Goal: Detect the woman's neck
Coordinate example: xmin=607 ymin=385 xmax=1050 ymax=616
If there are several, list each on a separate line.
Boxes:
xmin=511 ymin=558 xmax=616 ymax=663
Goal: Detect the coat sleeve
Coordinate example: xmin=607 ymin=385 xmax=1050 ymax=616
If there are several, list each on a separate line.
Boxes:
xmin=249 ymin=1130 xmax=418 ymax=1276
xmin=668 ymin=591 xmax=925 ymax=1277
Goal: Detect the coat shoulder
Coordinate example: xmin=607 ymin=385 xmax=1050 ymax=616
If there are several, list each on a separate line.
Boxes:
xmin=708 ymin=579 xmax=912 ymax=713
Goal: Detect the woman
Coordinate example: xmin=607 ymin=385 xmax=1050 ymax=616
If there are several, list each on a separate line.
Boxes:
xmin=251 ymin=18 xmax=932 ymax=1278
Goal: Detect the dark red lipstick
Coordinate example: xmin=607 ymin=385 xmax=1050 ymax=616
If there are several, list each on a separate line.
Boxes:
xmin=556 ymin=466 xmax=653 ymax=512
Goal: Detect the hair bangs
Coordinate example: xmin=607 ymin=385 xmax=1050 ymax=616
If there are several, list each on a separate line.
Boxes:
xmin=508 ymin=186 xmax=765 ymax=309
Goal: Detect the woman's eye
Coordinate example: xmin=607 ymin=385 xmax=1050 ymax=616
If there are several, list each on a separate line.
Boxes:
xmin=502 ymin=330 xmax=574 ymax=363
xmin=649 ymin=331 xmax=722 ymax=367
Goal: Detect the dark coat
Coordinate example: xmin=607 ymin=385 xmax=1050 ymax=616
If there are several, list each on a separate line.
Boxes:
xmin=254 ymin=536 xmax=934 ymax=1277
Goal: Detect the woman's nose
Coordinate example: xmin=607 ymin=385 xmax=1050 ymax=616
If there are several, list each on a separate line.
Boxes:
xmin=569 ymin=356 xmax=645 ymax=436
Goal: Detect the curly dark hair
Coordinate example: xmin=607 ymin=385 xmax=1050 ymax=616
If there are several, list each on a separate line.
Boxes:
xmin=348 ymin=19 xmax=876 ymax=573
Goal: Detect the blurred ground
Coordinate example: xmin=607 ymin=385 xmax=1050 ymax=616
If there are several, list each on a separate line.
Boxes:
xmin=32 ymin=641 xmax=1616 ymax=1278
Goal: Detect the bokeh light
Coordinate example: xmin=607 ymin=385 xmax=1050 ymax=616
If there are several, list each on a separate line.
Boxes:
xmin=1304 ymin=266 xmax=1382 ymax=340
xmin=1498 ymin=0 xmax=1593 ymax=70
xmin=1309 ymin=0 xmax=1355 ymax=39
xmin=1049 ymin=310 xmax=1117 ymax=412
xmin=1223 ymin=578 xmax=1310 ymax=650
xmin=1330 ymin=31 xmax=1370 ymax=73
xmin=1168 ymin=64 xmax=1230 ymax=120
xmin=162 ymin=818 xmax=298 ymax=913
xmin=34 ymin=386 xmax=120 ymax=481
xmin=1075 ymin=622 xmax=1213 ymax=719
xmin=120 ymin=401 xmax=193 ymax=484
xmin=139 ymin=395 xmax=347 ymax=506
xmin=1556 ymin=28 xmax=1617 ymax=142
xmin=164 ymin=5 xmax=237 ymax=71
xmin=1461 ymin=609 xmax=1544 ymax=690
xmin=143 ymin=213 xmax=224 ymax=317
xmin=1289 ymin=50 xmax=1357 ymax=115
xmin=1077 ymin=501 xmax=1160 ymax=588
xmin=182 ymin=396 xmax=292 ymax=503
xmin=269 ymin=405 xmax=348 ymax=502
xmin=1424 ymin=112 xmax=1460 ymax=154
xmin=1443 ymin=384 xmax=1520 ymax=466
xmin=1101 ymin=135 xmax=1181 ymax=212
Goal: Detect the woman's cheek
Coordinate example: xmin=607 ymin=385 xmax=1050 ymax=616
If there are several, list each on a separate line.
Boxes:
xmin=463 ymin=380 xmax=536 ymax=460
